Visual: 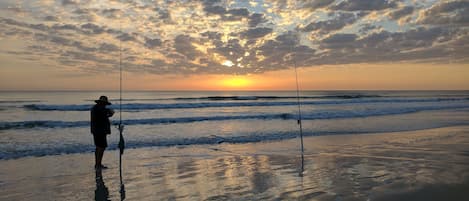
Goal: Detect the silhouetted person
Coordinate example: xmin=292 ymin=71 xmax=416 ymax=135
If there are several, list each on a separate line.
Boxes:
xmin=91 ymin=96 xmax=114 ymax=169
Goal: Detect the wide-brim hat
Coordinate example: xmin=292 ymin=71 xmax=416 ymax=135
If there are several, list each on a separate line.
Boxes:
xmin=95 ymin=96 xmax=112 ymax=105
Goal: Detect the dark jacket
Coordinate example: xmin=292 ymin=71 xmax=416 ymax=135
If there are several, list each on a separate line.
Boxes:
xmin=91 ymin=104 xmax=112 ymax=135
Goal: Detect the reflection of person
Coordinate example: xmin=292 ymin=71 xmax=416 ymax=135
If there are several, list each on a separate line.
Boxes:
xmin=91 ymin=96 xmax=114 ymax=169
xmin=95 ymin=169 xmax=110 ymax=201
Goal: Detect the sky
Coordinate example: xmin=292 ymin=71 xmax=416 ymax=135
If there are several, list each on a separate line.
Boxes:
xmin=0 ymin=0 xmax=468 ymax=90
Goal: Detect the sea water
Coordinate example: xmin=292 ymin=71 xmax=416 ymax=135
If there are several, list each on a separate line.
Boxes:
xmin=1 ymin=91 xmax=469 ymax=160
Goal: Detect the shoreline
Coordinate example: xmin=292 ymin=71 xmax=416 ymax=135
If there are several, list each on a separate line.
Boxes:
xmin=3 ymin=121 xmax=469 ymax=161
xmin=1 ymin=125 xmax=469 ymax=200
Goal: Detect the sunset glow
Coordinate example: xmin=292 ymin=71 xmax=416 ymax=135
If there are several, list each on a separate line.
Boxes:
xmin=220 ymin=76 xmax=252 ymax=89
xmin=222 ymin=60 xmax=235 ymax=67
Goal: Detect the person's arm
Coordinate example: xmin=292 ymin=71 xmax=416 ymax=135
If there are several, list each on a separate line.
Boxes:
xmin=106 ymin=108 xmax=115 ymax=117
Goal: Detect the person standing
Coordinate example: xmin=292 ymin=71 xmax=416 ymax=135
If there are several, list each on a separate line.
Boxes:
xmin=91 ymin=96 xmax=114 ymax=169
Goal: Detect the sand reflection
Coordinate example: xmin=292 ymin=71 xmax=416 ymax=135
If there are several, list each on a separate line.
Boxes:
xmin=1 ymin=127 xmax=469 ymax=200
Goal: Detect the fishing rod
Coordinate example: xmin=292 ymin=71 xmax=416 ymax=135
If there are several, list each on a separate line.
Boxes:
xmin=118 ymin=17 xmax=126 ymax=201
xmin=290 ymin=32 xmax=304 ymax=176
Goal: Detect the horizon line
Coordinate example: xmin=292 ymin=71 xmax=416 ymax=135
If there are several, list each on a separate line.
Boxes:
xmin=1 ymin=89 xmax=469 ymax=92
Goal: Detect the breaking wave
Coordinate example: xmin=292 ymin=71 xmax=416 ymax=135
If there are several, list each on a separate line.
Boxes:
xmin=85 ymin=94 xmax=381 ymax=102
xmin=0 ymin=130 xmax=295 ymax=159
xmin=3 ymin=121 xmax=469 ymax=160
xmin=4 ymin=103 xmax=469 ymax=130
xmin=24 ymin=97 xmax=469 ymax=111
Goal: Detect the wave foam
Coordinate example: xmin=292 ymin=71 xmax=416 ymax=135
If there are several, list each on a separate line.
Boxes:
xmin=4 ymin=104 xmax=469 ymax=130
xmin=24 ymin=97 xmax=469 ymax=111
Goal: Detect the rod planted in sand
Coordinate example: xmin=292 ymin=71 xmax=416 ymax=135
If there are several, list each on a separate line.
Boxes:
xmin=118 ymin=17 xmax=126 ymax=201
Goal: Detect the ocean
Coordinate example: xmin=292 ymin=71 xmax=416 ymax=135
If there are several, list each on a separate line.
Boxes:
xmin=1 ymin=90 xmax=469 ymax=160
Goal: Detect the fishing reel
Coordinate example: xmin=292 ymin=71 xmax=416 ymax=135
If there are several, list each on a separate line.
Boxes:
xmin=118 ymin=124 xmax=125 ymax=133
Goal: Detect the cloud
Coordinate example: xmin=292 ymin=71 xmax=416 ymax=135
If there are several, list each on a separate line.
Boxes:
xmin=315 ymin=26 xmax=457 ymax=64
xmin=101 ymin=8 xmax=122 ymax=18
xmin=155 ymin=8 xmax=171 ymax=20
xmin=387 ymin=6 xmax=414 ymax=20
xmin=44 ymin=16 xmax=59 ymax=21
xmin=51 ymin=24 xmax=77 ymax=31
xmin=81 ymin=23 xmax=105 ymax=34
xmin=173 ymin=35 xmax=202 ymax=60
xmin=321 ymin=33 xmax=357 ymax=48
xmin=248 ymin=13 xmax=267 ymax=27
xmin=228 ymin=8 xmax=249 ymax=17
xmin=358 ymin=24 xmax=379 ymax=34
xmin=304 ymin=0 xmax=336 ymax=10
xmin=201 ymin=31 xmax=223 ymax=40
xmin=49 ymin=35 xmax=74 ymax=46
xmin=202 ymin=1 xmax=252 ymax=21
xmin=301 ymin=12 xmax=365 ymax=34
xmin=62 ymin=0 xmax=78 ymax=6
xmin=0 ymin=0 xmax=468 ymax=76
xmin=254 ymin=32 xmax=314 ymax=71
xmin=99 ymin=43 xmax=119 ymax=52
xmin=144 ymin=37 xmax=162 ymax=49
xmin=241 ymin=27 xmax=273 ymax=39
xmin=418 ymin=1 xmax=469 ymax=25
xmin=71 ymin=8 xmax=97 ymax=21
xmin=331 ymin=0 xmax=397 ymax=11
xmin=116 ymin=32 xmax=137 ymax=42
xmin=204 ymin=5 xmax=226 ymax=16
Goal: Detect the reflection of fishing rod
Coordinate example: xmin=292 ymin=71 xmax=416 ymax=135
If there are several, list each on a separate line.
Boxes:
xmin=118 ymin=17 xmax=126 ymax=201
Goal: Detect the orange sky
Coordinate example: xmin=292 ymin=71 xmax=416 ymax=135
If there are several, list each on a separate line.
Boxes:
xmin=1 ymin=53 xmax=468 ymax=91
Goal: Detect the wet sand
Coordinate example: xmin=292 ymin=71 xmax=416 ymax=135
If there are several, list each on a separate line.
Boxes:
xmin=1 ymin=126 xmax=469 ymax=200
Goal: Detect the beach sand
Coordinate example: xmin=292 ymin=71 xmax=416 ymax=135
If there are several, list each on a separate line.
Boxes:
xmin=1 ymin=126 xmax=469 ymax=201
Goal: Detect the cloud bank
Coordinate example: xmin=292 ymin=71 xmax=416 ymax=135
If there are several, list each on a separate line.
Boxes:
xmin=0 ymin=0 xmax=468 ymax=75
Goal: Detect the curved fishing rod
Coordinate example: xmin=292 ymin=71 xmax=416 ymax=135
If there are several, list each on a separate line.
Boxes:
xmin=118 ymin=17 xmax=126 ymax=201
xmin=290 ymin=32 xmax=305 ymax=176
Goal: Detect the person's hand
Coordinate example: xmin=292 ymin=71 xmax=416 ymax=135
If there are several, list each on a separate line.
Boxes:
xmin=108 ymin=109 xmax=115 ymax=117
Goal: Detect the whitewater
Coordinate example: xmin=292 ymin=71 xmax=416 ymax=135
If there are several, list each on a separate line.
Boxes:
xmin=1 ymin=90 xmax=469 ymax=160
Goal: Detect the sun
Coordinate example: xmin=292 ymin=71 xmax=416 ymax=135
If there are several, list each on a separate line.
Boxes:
xmin=220 ymin=76 xmax=252 ymax=89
